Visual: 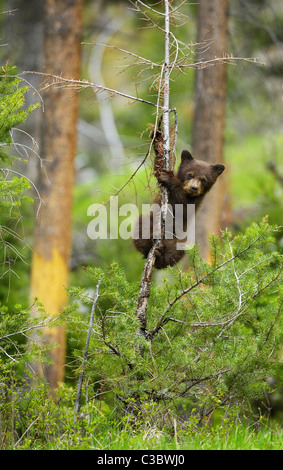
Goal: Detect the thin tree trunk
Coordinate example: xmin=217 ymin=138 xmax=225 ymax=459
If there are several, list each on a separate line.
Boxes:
xmin=135 ymin=0 xmax=171 ymax=335
xmin=74 ymin=280 xmax=100 ymax=420
xmin=192 ymin=0 xmax=229 ymax=261
xmin=30 ymin=0 xmax=83 ymax=392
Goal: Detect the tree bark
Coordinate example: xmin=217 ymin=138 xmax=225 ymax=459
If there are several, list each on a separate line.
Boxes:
xmin=30 ymin=0 xmax=83 ymax=391
xmin=192 ymin=0 xmax=229 ymax=260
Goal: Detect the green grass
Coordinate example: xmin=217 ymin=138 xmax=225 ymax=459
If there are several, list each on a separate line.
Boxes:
xmin=90 ymin=427 xmax=278 ymax=450
xmin=37 ymin=423 xmax=283 ymax=451
xmin=88 ymin=422 xmax=283 ymax=451
xmin=18 ymin=415 xmax=283 ymax=450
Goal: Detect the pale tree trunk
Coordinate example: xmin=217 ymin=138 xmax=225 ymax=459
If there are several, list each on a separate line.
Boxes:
xmin=30 ymin=0 xmax=83 ymax=392
xmin=192 ymin=0 xmax=229 ymax=260
xmin=135 ymin=0 xmax=171 ymax=335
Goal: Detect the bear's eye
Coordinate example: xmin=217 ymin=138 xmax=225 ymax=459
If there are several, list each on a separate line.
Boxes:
xmin=187 ymin=173 xmax=193 ymax=180
xmin=200 ymin=177 xmax=207 ymax=184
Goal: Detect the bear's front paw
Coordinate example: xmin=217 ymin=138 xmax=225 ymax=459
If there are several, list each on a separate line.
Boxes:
xmin=157 ymin=169 xmax=174 ymax=184
xmin=154 ymin=243 xmax=165 ymax=256
xmin=150 ymin=128 xmax=163 ymax=141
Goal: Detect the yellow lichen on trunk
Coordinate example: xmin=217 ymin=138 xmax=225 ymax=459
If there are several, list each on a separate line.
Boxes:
xmin=30 ymin=248 xmax=69 ymax=389
xmin=31 ymin=249 xmax=68 ymax=317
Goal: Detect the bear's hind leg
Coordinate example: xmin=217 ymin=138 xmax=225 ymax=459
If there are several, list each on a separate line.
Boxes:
xmin=154 ymin=239 xmax=185 ymax=269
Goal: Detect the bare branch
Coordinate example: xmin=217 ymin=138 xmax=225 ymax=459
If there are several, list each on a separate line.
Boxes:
xmin=74 ymin=280 xmax=101 ymax=420
xmin=176 ymin=55 xmax=263 ymax=70
xmin=136 ymin=0 xmax=166 ymax=16
xmin=22 ymin=71 xmax=159 ymax=109
xmin=0 ymin=9 xmax=18 ymax=15
xmin=84 ymin=41 xmax=160 ymax=68
xmin=132 ymin=1 xmax=165 ymax=33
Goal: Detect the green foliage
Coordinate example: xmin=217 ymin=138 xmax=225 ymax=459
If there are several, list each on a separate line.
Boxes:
xmin=0 ymin=63 xmax=58 ymax=449
xmin=67 ymin=219 xmax=283 ymax=425
xmin=0 ymin=63 xmax=39 ymax=162
xmin=0 ymin=63 xmax=39 ymax=305
xmin=0 ymin=63 xmax=37 ymax=216
xmin=0 ymin=177 xmax=31 ymax=218
xmin=0 ymin=303 xmax=75 ymax=450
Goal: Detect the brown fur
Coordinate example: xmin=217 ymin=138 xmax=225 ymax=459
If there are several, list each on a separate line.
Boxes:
xmin=133 ymin=130 xmax=225 ymax=269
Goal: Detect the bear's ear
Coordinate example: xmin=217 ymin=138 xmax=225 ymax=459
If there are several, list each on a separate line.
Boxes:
xmin=212 ymin=164 xmax=225 ymax=176
xmin=181 ymin=150 xmax=194 ymax=161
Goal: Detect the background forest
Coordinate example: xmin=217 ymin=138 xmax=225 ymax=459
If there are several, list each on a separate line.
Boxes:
xmin=0 ymin=0 xmax=283 ymax=451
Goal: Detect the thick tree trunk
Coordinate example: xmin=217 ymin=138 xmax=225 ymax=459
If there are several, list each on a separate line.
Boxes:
xmin=30 ymin=0 xmax=83 ymax=391
xmin=192 ymin=0 xmax=229 ymax=261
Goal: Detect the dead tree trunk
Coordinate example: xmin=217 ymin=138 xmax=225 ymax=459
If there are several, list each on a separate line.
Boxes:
xmin=192 ymin=0 xmax=229 ymax=261
xmin=135 ymin=0 xmax=172 ymax=335
xmin=30 ymin=0 xmax=83 ymax=392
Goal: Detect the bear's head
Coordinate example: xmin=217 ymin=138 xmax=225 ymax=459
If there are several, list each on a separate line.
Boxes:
xmin=177 ymin=150 xmax=225 ymax=197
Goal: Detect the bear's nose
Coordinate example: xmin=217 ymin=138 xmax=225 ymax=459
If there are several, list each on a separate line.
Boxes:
xmin=191 ymin=186 xmax=198 ymax=192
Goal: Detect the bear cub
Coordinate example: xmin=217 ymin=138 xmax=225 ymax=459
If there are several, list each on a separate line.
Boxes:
xmin=133 ymin=129 xmax=225 ymax=269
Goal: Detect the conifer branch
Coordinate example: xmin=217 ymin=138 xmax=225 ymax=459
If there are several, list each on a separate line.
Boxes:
xmin=148 ymin=224 xmax=275 ymax=339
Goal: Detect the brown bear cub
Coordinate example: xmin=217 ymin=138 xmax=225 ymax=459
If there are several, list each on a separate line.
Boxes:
xmin=133 ymin=129 xmax=225 ymax=269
